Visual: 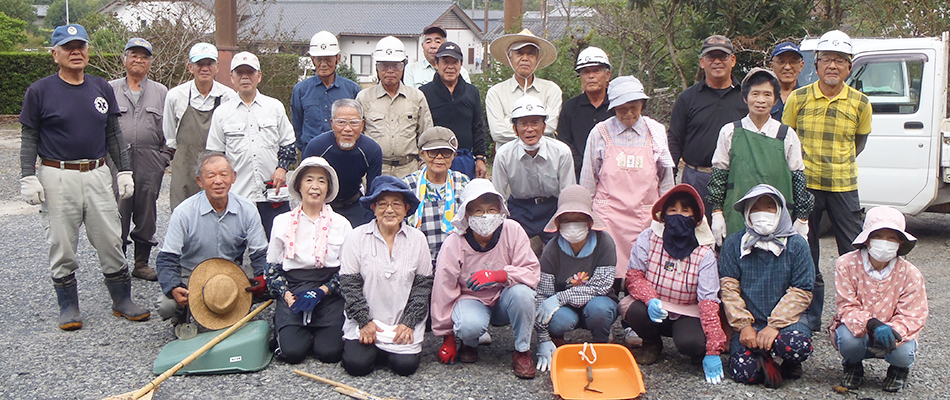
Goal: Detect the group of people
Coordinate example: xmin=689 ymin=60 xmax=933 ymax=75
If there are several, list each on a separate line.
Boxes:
xmin=19 ymin=20 xmax=927 ymax=393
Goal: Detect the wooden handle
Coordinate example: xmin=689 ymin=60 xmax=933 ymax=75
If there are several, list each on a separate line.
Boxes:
xmin=294 ymin=369 xmax=363 ymax=393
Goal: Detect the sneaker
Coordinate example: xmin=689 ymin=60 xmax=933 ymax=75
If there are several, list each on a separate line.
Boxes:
xmin=512 ymin=351 xmax=536 ymax=379
xmin=630 ymin=340 xmax=662 ymax=365
xmin=623 ymin=327 xmax=643 ymax=349
xmin=841 ymin=361 xmax=864 ymax=390
xmin=458 ymin=344 xmax=478 ymax=363
xmin=883 ymin=365 xmax=909 ymax=393
xmin=477 ymin=331 xmax=493 ymax=345
xmin=781 ymin=360 xmax=803 ymax=380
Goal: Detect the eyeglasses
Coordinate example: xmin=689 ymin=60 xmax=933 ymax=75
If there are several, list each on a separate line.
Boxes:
xmin=703 ymin=52 xmax=731 ymax=61
xmin=375 ymin=201 xmax=405 ymax=211
xmin=127 ymin=53 xmax=150 ymax=61
xmin=771 ymin=58 xmax=802 ymax=66
xmin=377 ymin=62 xmax=405 ymax=71
xmin=425 ymin=148 xmax=455 ymax=159
xmin=332 ymin=118 xmax=362 ymax=128
xmin=817 ymin=57 xmax=849 ymax=66
xmin=469 ymin=209 xmax=500 ymax=217
xmin=516 ymin=120 xmax=544 ymax=130
xmin=313 ymin=56 xmax=337 ymax=65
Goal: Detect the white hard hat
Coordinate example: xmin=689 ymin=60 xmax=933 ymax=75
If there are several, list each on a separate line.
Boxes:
xmin=373 ymin=36 xmax=407 ymax=62
xmin=309 ymin=31 xmax=339 ymax=57
xmin=815 ymin=30 xmax=853 ymax=56
xmin=510 ymin=96 xmax=548 ymax=123
xmin=575 ymin=47 xmax=611 ymax=71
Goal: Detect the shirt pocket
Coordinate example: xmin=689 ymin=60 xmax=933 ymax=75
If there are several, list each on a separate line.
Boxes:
xmin=145 ymin=107 xmax=164 ymax=144
xmin=395 ymin=111 xmax=421 ymax=139
xmin=118 ymin=105 xmax=130 ymax=116
xmin=301 ymin=99 xmax=326 ymax=126
xmin=223 ymin=121 xmax=248 ymax=154
xmin=257 ymin=116 xmax=281 ymax=148
xmin=366 ymin=112 xmax=386 ymax=133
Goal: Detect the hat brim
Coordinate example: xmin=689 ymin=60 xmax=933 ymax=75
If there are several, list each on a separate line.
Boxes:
xmin=359 ymin=176 xmax=421 ymax=213
xmin=701 ymin=46 xmax=734 ymax=56
xmin=852 ymin=227 xmax=918 ymax=256
xmin=420 ymin=142 xmax=457 ymax=151
xmin=651 ymin=184 xmax=705 ymax=223
xmin=489 ymin=34 xmax=557 ymax=70
xmin=543 ymin=207 xmax=604 ymax=233
xmin=607 ymin=93 xmax=649 ymax=111
xmin=289 ymin=160 xmax=340 ymax=203
xmin=55 ymin=37 xmax=88 ymax=47
xmin=189 ymin=258 xmax=252 ymax=330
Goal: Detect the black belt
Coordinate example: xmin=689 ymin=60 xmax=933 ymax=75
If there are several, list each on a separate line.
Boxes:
xmin=330 ymin=192 xmax=361 ymax=209
xmin=515 ymin=196 xmax=556 ymax=205
xmin=40 ymin=157 xmax=107 ymax=172
xmin=684 ymin=163 xmax=713 ymax=173
xmin=383 ymin=155 xmax=418 ymax=167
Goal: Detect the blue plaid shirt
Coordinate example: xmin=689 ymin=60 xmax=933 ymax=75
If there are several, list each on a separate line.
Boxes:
xmin=403 ymin=169 xmax=469 ymax=266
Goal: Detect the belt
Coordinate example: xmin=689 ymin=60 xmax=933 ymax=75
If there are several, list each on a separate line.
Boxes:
xmin=330 ymin=192 xmax=362 ymax=209
xmin=517 ymin=196 xmax=555 ymax=205
xmin=383 ymin=155 xmax=419 ymax=167
xmin=684 ymin=163 xmax=713 ymax=173
xmin=40 ymin=157 xmax=107 ymax=172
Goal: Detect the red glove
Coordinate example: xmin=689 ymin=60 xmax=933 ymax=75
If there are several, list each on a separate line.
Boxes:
xmin=756 ymin=351 xmax=784 ymax=389
xmin=438 ymin=334 xmax=457 ymax=364
xmin=466 ymin=269 xmax=508 ymax=291
xmin=246 ymin=275 xmax=267 ymax=298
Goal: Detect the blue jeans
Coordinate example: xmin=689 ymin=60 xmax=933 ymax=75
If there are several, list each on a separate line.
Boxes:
xmin=835 ymin=324 xmax=917 ymax=368
xmin=451 ymin=284 xmax=535 ymax=352
xmin=548 ymin=296 xmax=618 ymax=343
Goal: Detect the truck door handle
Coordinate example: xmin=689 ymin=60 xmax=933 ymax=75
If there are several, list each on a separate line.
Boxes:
xmin=904 ymin=121 xmax=924 ymax=129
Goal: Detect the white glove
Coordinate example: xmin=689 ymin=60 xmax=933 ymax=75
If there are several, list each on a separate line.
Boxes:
xmin=20 ymin=175 xmax=45 ymax=205
xmin=117 ymin=171 xmax=134 ymax=200
xmin=536 ymin=340 xmax=556 ymax=372
xmin=711 ymin=210 xmax=726 ymax=246
xmin=793 ymin=219 xmax=809 ymax=239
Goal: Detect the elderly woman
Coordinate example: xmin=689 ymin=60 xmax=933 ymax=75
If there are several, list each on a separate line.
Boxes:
xmin=431 ymin=179 xmax=541 ymax=379
xmin=265 ymin=157 xmax=353 ymax=364
xmin=534 ymin=185 xmax=618 ymax=373
xmin=338 ymin=176 xmax=433 ymax=376
xmin=832 ymin=206 xmax=928 ymax=393
xmin=719 ymin=184 xmax=814 ymax=388
xmin=403 ymin=126 xmax=470 ymax=266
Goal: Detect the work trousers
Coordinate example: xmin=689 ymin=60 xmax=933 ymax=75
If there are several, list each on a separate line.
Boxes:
xmin=341 ymin=340 xmax=421 ymax=376
xmin=805 ymin=189 xmax=863 ymax=331
xmin=452 ymin=284 xmax=535 ymax=352
xmin=625 ymin=299 xmax=706 ymax=359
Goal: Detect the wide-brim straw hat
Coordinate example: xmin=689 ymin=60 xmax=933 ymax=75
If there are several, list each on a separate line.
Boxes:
xmin=544 ymin=185 xmax=604 ymax=233
xmin=489 ymin=29 xmax=557 ymax=70
xmin=189 ymin=258 xmax=252 ymax=330
xmin=288 ymin=156 xmax=339 ymax=203
xmin=852 ymin=206 xmax=917 ymax=255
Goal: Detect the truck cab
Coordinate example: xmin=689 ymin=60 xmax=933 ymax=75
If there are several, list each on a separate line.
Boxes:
xmin=797 ymin=32 xmax=950 ymax=214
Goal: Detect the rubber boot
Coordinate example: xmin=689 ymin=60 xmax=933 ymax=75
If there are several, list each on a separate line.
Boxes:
xmin=52 ymin=274 xmax=82 ymax=330
xmin=131 ymin=243 xmax=157 ymax=281
xmin=104 ymin=268 xmax=151 ymax=321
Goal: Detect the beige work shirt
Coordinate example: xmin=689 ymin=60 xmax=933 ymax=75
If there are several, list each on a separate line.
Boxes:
xmin=356 ymin=83 xmax=434 ymax=161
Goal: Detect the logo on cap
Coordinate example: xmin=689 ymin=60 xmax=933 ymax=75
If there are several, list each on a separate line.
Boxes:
xmin=320 ymin=44 xmax=327 ymax=49
xmin=447 ymin=45 xmax=455 ymax=50
xmin=832 ymin=40 xmax=840 ymax=46
xmin=386 ymin=49 xmax=393 ymax=55
xmin=525 ymin=104 xmax=533 ymax=111
xmin=67 ymin=26 xmax=77 ymax=35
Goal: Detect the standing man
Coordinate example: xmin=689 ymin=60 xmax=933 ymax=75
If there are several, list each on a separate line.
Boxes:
xmin=485 ymin=29 xmax=562 ymax=148
xmin=206 ymin=51 xmax=296 ymax=239
xmin=164 ymin=42 xmax=236 ymax=210
xmin=19 ymin=24 xmax=150 ymax=330
xmin=558 ymin=47 xmax=612 ymax=179
xmin=356 ymin=36 xmax=433 ymax=178
xmin=419 ymin=42 xmax=487 ymax=179
xmin=769 ymin=42 xmax=804 ymax=121
xmin=291 ymin=31 xmax=361 ymax=152
xmin=782 ymin=30 xmax=872 ymax=331
xmin=303 ymin=98 xmax=383 ymax=227
xmin=108 ymin=38 xmax=169 ymax=281
xmin=667 ymin=35 xmax=747 ymax=220
xmin=403 ymin=25 xmax=471 ymax=88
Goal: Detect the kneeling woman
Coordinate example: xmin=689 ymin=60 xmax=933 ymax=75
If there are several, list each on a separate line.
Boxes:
xmin=339 ymin=176 xmax=433 ymax=376
xmin=266 ymin=157 xmax=353 ymax=364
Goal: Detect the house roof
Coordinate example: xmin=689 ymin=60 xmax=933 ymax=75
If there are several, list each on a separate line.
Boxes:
xmin=483 ymin=14 xmax=591 ymax=43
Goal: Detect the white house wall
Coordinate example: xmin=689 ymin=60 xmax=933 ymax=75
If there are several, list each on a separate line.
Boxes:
xmin=106 ymin=1 xmax=214 ymax=33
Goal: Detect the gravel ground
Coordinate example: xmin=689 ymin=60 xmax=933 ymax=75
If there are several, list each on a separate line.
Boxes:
xmin=0 ymin=124 xmax=948 ymax=399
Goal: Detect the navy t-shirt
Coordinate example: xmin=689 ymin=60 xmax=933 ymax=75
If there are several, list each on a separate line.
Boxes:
xmin=302 ymin=132 xmax=383 ymax=200
xmin=20 ymin=73 xmax=120 ymax=160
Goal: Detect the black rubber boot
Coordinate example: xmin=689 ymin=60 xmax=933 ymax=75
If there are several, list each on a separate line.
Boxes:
xmin=131 ymin=243 xmax=157 ymax=281
xmin=104 ymin=268 xmax=151 ymax=321
xmin=52 ymin=274 xmax=82 ymax=330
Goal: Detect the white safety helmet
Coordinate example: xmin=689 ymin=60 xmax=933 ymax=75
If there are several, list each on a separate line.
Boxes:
xmin=575 ymin=47 xmax=611 ymax=71
xmin=510 ymin=96 xmax=548 ymax=124
xmin=309 ymin=31 xmax=339 ymax=57
xmin=373 ymin=36 xmax=407 ymax=62
xmin=815 ymin=30 xmax=853 ymax=56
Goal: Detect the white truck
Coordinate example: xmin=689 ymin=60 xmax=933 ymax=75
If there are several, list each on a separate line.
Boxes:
xmin=797 ymin=32 xmax=950 ymax=215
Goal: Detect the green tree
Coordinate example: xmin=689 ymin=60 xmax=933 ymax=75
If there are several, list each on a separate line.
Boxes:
xmin=0 ymin=12 xmax=28 ymax=51
xmin=848 ymin=0 xmax=950 ymax=37
xmin=45 ymin=0 xmax=104 ymax=29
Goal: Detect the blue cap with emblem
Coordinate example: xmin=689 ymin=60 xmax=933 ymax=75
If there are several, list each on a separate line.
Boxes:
xmin=770 ymin=41 xmax=801 ymax=58
xmin=124 ymin=37 xmax=153 ymax=55
xmin=51 ymin=24 xmax=89 ymax=47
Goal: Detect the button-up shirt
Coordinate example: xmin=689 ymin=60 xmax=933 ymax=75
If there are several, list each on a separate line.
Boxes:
xmin=403 ymin=59 xmax=471 ymax=88
xmin=290 ymin=73 xmax=360 ymax=151
xmin=206 ymin=91 xmax=296 ymax=202
xmin=485 ymin=76 xmax=562 ymax=146
xmin=668 ymin=80 xmax=747 ymax=168
xmin=163 ymin=79 xmax=236 ymax=149
xmin=579 ymin=116 xmax=675 ymax=194
xmin=558 ymin=92 xmax=611 ymax=175
xmin=492 ymin=136 xmax=575 ymax=199
xmin=356 ymin=83 xmax=434 ymax=160
xmin=110 ymin=76 xmax=169 ymax=150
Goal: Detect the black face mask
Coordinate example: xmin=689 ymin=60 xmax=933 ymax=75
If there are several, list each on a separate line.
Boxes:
xmin=662 ymin=214 xmax=699 ymax=260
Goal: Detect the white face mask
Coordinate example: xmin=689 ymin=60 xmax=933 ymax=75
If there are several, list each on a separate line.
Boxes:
xmin=749 ymin=211 xmax=777 ymax=235
xmin=468 ymin=213 xmax=504 ymax=237
xmin=519 ymin=139 xmax=541 ymax=152
xmin=868 ymin=238 xmax=900 ymax=262
xmin=559 ymin=222 xmax=590 ymax=244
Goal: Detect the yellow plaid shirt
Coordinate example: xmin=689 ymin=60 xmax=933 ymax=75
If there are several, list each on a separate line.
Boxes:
xmin=782 ymin=82 xmax=872 ymax=192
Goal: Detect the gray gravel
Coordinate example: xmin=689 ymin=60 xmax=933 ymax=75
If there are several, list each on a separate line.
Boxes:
xmin=0 ymin=126 xmax=948 ymax=399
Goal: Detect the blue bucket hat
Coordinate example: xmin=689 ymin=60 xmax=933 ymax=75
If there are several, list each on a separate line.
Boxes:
xmin=359 ymin=175 xmax=420 ymax=212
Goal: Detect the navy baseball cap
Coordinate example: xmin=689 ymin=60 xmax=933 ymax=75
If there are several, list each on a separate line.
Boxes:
xmin=771 ymin=42 xmax=802 ymax=58
xmin=435 ymin=42 xmax=463 ymax=61
xmin=51 ymin=24 xmax=88 ymax=47
xmin=124 ymin=38 xmax=153 ymax=55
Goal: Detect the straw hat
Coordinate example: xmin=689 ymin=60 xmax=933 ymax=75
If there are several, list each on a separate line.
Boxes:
xmin=544 ymin=185 xmax=604 ymax=233
xmin=189 ymin=258 xmax=252 ymax=330
xmin=489 ymin=29 xmax=557 ymax=70
xmin=852 ymin=206 xmax=917 ymax=255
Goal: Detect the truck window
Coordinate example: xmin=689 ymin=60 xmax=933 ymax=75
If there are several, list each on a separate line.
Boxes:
xmin=849 ymin=57 xmax=925 ymax=114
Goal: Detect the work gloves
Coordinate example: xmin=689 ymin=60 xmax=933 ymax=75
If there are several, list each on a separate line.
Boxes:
xmin=536 ymin=340 xmax=556 ymax=372
xmin=466 ymin=269 xmax=508 ymax=291
xmin=647 ymin=298 xmax=668 ymax=323
xmin=246 ymin=275 xmax=267 ymax=298
xmin=703 ymin=355 xmax=723 ymax=384
xmin=536 ymin=295 xmax=561 ymax=325
xmin=117 ymin=171 xmax=134 ymax=199
xmin=793 ymin=219 xmax=809 ymax=239
xmin=711 ymin=211 xmax=726 ymax=246
xmin=20 ymin=176 xmax=44 ymax=205
xmin=867 ymin=318 xmax=902 ymax=357
xmin=289 ymin=288 xmax=325 ymax=314
xmin=438 ymin=334 xmax=457 ymax=364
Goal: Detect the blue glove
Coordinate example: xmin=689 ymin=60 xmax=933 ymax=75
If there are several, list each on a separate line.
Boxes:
xmin=290 ymin=288 xmax=326 ymax=314
xmin=536 ymin=340 xmax=556 ymax=372
xmin=873 ymin=324 xmax=896 ymax=348
xmin=703 ymin=354 xmax=723 ymax=384
xmin=536 ymin=295 xmax=561 ymax=325
xmin=647 ymin=298 xmax=668 ymax=322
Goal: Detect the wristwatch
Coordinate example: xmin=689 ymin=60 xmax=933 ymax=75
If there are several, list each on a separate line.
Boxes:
xmin=475 ymin=155 xmax=486 ymax=162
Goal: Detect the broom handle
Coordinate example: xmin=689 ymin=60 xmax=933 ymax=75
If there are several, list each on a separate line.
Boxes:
xmin=129 ymin=299 xmax=274 ymax=399
xmin=294 ymin=369 xmax=364 ymax=394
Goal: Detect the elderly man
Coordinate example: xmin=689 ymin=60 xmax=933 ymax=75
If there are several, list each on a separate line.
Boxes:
xmin=356 ymin=36 xmax=434 ymax=178
xmin=303 ymin=98 xmax=383 ymax=227
xmin=291 ymin=31 xmax=361 ymax=152
xmin=668 ymin=35 xmax=747 ymax=220
xmin=485 ymin=29 xmax=562 ymax=148
xmin=156 ymin=152 xmax=268 ymax=333
xmin=19 ymin=24 xmax=150 ymax=330
xmin=769 ymin=42 xmax=804 ymax=121
xmin=403 ymin=25 xmax=471 ymax=88
xmin=419 ymin=42 xmax=487 ymax=179
xmin=558 ymin=47 xmax=612 ymax=179
xmin=107 ymin=38 xmax=169 ymax=281
xmin=164 ymin=42 xmax=236 ymax=210
xmin=782 ymin=30 xmax=872 ymax=332
xmin=207 ymin=51 xmax=296 ymax=240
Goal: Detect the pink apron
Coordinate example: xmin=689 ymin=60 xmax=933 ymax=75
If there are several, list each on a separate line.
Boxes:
xmin=591 ymin=122 xmax=660 ymax=277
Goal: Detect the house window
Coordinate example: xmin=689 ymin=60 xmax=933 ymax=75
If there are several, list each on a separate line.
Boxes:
xmin=351 ymin=54 xmax=372 ymax=76
xmin=468 ymin=48 xmax=475 ymax=65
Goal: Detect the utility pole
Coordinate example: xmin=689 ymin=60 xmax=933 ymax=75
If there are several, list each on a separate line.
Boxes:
xmin=214 ymin=0 xmax=239 ymax=88
xmin=503 ymin=0 xmax=522 ymax=33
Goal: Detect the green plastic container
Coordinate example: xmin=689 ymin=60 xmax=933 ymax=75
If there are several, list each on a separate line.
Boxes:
xmin=153 ymin=319 xmax=273 ymax=375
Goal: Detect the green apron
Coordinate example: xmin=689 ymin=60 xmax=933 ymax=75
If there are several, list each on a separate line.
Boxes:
xmin=723 ymin=123 xmax=794 ymax=235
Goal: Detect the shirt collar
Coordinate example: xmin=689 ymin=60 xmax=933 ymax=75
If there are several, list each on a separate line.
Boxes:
xmin=861 ymin=249 xmax=896 ymax=280
xmin=233 ymin=90 xmax=262 ymax=109
xmin=518 ymin=137 xmax=551 ymax=160
xmin=373 ymin=82 xmax=407 ymax=99
xmin=507 ymin=75 xmax=539 ymax=93
xmin=557 ymin=231 xmax=598 ymax=258
xmin=740 ymin=115 xmax=780 ymax=133
xmin=699 ymin=79 xmax=740 ymax=92
xmin=606 ymin=115 xmax=647 ymax=136
xmin=809 ymin=81 xmax=852 ymax=101
xmin=189 ymin=80 xmax=226 ymax=100
xmin=197 ymin=192 xmax=238 ymax=216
